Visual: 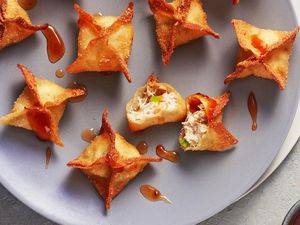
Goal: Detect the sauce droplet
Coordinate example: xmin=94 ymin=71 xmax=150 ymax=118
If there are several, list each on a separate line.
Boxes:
xmin=45 ymin=146 xmax=52 ymax=169
xmin=55 ymin=69 xmax=65 ymax=78
xmin=67 ymin=82 xmax=87 ymax=103
xmin=42 ymin=25 xmax=65 ymax=63
xmin=26 ymin=106 xmax=52 ymax=141
xmin=93 ymin=12 xmax=103 ymax=16
xmin=140 ymin=185 xmax=171 ymax=204
xmin=156 ymin=144 xmax=179 ymax=163
xmin=81 ymin=128 xmax=97 ymax=143
xmin=18 ymin=0 xmax=37 ymax=10
xmin=247 ymin=92 xmax=258 ymax=131
xmin=136 ymin=141 xmax=148 ymax=155
xmin=251 ymin=35 xmax=267 ymax=55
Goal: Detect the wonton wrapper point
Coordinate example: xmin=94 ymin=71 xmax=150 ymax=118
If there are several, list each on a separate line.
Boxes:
xmin=179 ymin=91 xmax=238 ymax=151
xmin=66 ymin=3 xmax=134 ymax=82
xmin=148 ymin=0 xmax=220 ymax=64
xmin=0 ymin=64 xmax=85 ymax=147
xmin=0 ymin=0 xmax=47 ymax=49
xmin=225 ymin=19 xmax=300 ymax=90
xmin=126 ymin=73 xmax=187 ymax=132
xmin=67 ymin=110 xmax=161 ymax=209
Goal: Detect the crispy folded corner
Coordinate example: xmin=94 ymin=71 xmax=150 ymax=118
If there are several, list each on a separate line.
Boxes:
xmin=225 ymin=19 xmax=300 ymax=90
xmin=0 ymin=0 xmax=47 ymax=49
xmin=0 ymin=64 xmax=85 ymax=147
xmin=126 ymin=73 xmax=187 ymax=132
xmin=148 ymin=0 xmax=220 ymax=64
xmin=66 ymin=3 xmax=134 ymax=82
xmin=179 ymin=91 xmax=238 ymax=151
xmin=232 ymin=0 xmax=240 ymax=4
xmin=67 ymin=110 xmax=161 ymax=209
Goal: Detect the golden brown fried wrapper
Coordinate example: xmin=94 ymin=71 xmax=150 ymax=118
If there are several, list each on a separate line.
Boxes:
xmin=126 ymin=74 xmax=186 ymax=132
xmin=179 ymin=91 xmax=238 ymax=151
xmin=66 ymin=3 xmax=134 ymax=82
xmin=148 ymin=0 xmax=220 ymax=64
xmin=0 ymin=0 xmax=47 ymax=49
xmin=67 ymin=110 xmax=161 ymax=209
xmin=0 ymin=64 xmax=85 ymax=147
xmin=225 ymin=19 xmax=300 ymax=90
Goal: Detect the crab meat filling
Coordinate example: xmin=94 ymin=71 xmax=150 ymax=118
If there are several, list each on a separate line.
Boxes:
xmin=129 ymin=85 xmax=177 ymax=121
xmin=181 ymin=104 xmax=208 ymax=147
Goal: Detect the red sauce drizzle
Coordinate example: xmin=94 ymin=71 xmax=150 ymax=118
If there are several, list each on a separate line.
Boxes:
xmin=247 ymin=92 xmax=257 ymax=131
xmin=136 ymin=141 xmax=148 ymax=155
xmin=251 ymin=35 xmax=267 ymax=55
xmin=18 ymin=0 xmax=37 ymax=10
xmin=42 ymin=25 xmax=65 ymax=63
xmin=45 ymin=146 xmax=52 ymax=169
xmin=189 ymin=97 xmax=201 ymax=113
xmin=156 ymin=144 xmax=179 ymax=163
xmin=26 ymin=106 xmax=52 ymax=141
xmin=140 ymin=185 xmax=171 ymax=204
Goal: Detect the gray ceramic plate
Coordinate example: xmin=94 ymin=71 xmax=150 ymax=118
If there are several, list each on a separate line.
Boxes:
xmin=0 ymin=0 xmax=299 ymax=225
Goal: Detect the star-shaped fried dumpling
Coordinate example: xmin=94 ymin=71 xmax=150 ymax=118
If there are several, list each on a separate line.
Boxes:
xmin=0 ymin=64 xmax=85 ymax=147
xmin=66 ymin=3 xmax=134 ymax=82
xmin=67 ymin=110 xmax=161 ymax=209
xmin=148 ymin=0 xmax=220 ymax=64
xmin=225 ymin=19 xmax=300 ymax=90
xmin=179 ymin=91 xmax=238 ymax=151
xmin=0 ymin=0 xmax=47 ymax=49
xmin=126 ymin=74 xmax=186 ymax=132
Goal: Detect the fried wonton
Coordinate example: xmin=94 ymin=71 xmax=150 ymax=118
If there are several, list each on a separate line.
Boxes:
xmin=148 ymin=0 xmax=220 ymax=64
xmin=0 ymin=0 xmax=47 ymax=49
xmin=232 ymin=0 xmax=240 ymax=5
xmin=179 ymin=91 xmax=237 ymax=151
xmin=126 ymin=74 xmax=186 ymax=132
xmin=66 ymin=3 xmax=134 ymax=82
xmin=67 ymin=110 xmax=161 ymax=209
xmin=0 ymin=64 xmax=85 ymax=147
xmin=225 ymin=19 xmax=300 ymax=90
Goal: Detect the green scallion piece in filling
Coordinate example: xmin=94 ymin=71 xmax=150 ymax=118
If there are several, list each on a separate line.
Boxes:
xmin=150 ymin=95 xmax=162 ymax=103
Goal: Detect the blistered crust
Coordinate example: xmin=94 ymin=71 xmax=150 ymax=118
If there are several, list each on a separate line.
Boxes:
xmin=126 ymin=74 xmax=187 ymax=132
xmin=179 ymin=92 xmax=238 ymax=151
xmin=225 ymin=19 xmax=300 ymax=90
xmin=0 ymin=64 xmax=85 ymax=147
xmin=67 ymin=110 xmax=161 ymax=209
xmin=148 ymin=0 xmax=220 ymax=64
xmin=0 ymin=0 xmax=47 ymax=49
xmin=66 ymin=3 xmax=134 ymax=82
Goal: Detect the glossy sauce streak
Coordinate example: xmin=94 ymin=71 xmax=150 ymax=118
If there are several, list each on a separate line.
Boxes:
xmin=94 ymin=12 xmax=103 ymax=16
xmin=26 ymin=106 xmax=52 ymax=141
xmin=188 ymin=97 xmax=201 ymax=113
xmin=42 ymin=25 xmax=65 ymax=63
xmin=247 ymin=92 xmax=258 ymax=131
xmin=140 ymin=185 xmax=171 ymax=204
xmin=156 ymin=144 xmax=179 ymax=163
xmin=55 ymin=69 xmax=65 ymax=78
xmin=45 ymin=146 xmax=52 ymax=169
xmin=67 ymin=82 xmax=87 ymax=103
xmin=136 ymin=141 xmax=148 ymax=155
xmin=251 ymin=35 xmax=267 ymax=55
xmin=18 ymin=0 xmax=37 ymax=10
xmin=81 ymin=128 xmax=97 ymax=143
